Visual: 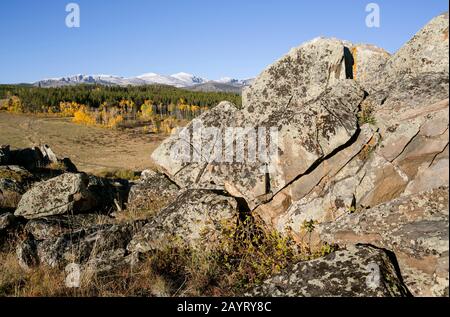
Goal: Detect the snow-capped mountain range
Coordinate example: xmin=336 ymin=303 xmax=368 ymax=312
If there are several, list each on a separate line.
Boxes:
xmin=34 ymin=72 xmax=254 ymax=90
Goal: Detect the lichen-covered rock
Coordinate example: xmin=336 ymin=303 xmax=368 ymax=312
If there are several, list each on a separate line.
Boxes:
xmin=19 ymin=222 xmax=144 ymax=269
xmin=378 ymin=12 xmax=449 ymax=90
xmin=23 ymin=214 xmax=114 ymax=241
xmin=252 ymin=13 xmax=449 ymax=242
xmin=0 ymin=165 xmax=36 ymax=210
xmin=126 ymin=169 xmax=179 ymax=213
xmin=242 ymin=37 xmax=352 ymax=118
xmin=127 ymin=189 xmax=238 ymax=253
xmin=152 ymin=80 xmax=365 ymax=210
xmin=318 ymin=187 xmax=449 ymax=297
xmin=350 ymin=44 xmax=390 ymax=93
xmin=247 ymin=245 xmax=410 ymax=297
xmin=16 ymin=234 xmax=39 ymax=271
xmin=0 ymin=212 xmax=17 ymax=234
xmin=254 ymin=124 xmax=378 ymax=238
xmin=14 ymin=173 xmax=96 ymax=219
xmin=356 ymin=99 xmax=448 ymax=208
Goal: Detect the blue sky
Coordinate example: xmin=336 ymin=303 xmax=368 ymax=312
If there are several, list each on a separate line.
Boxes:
xmin=0 ymin=0 xmax=448 ymax=83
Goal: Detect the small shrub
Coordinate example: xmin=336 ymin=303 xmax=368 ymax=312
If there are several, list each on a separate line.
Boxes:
xmin=94 ymin=169 xmax=139 ymax=180
xmin=358 ymin=103 xmax=377 ymax=126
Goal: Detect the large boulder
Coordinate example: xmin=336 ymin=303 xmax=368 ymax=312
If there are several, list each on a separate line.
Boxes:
xmin=14 ymin=173 xmax=95 ymax=219
xmin=377 ymin=12 xmax=449 ymax=91
xmin=126 ymin=169 xmax=179 ymax=214
xmin=14 ymin=173 xmax=126 ymax=219
xmin=247 ymin=245 xmax=410 ymax=297
xmin=16 ymin=221 xmax=145 ymax=277
xmin=251 ymin=13 xmax=449 ymax=241
xmin=318 ymin=187 xmax=449 ymax=297
xmin=151 ymin=38 xmax=366 ymax=210
xmin=242 ymin=37 xmax=353 ymax=117
xmin=127 ymin=189 xmax=238 ymax=253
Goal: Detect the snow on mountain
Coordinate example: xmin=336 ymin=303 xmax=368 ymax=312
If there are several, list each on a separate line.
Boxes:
xmin=34 ymin=72 xmax=254 ymax=90
xmin=171 ymin=72 xmax=207 ymax=86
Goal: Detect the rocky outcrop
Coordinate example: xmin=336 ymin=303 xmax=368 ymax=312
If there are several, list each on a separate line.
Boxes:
xmin=2 ymin=144 xmax=77 ymax=173
xmin=13 ymin=173 xmax=127 ymax=219
xmin=146 ymin=12 xmax=449 ymax=297
xmin=14 ymin=173 xmax=96 ymax=219
xmin=318 ymin=187 xmax=449 ymax=297
xmin=247 ymin=245 xmax=410 ymax=297
xmin=126 ymin=169 xmax=179 ymax=213
xmin=0 ymin=212 xmax=18 ymax=244
xmin=127 ymin=189 xmax=238 ymax=253
xmin=0 ymin=165 xmax=36 ymax=210
xmin=152 ymin=39 xmax=367 ymax=210
xmin=17 ymin=222 xmax=144 ymax=275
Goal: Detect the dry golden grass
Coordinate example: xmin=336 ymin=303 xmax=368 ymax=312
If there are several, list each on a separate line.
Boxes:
xmin=93 ymin=169 xmax=140 ymax=181
xmin=0 ymin=112 xmax=163 ymax=174
xmin=0 ymin=217 xmax=318 ymax=297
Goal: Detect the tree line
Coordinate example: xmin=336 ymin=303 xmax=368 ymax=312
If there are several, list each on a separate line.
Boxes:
xmin=0 ymin=84 xmax=242 ymax=113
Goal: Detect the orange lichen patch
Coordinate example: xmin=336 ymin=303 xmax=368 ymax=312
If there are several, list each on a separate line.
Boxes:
xmin=351 ymin=46 xmax=358 ymax=80
xmin=443 ymin=27 xmax=449 ymax=40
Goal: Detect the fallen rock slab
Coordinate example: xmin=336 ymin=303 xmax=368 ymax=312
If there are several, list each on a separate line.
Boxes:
xmin=318 ymin=187 xmax=449 ymax=297
xmin=247 ymin=245 xmax=410 ymax=297
xmin=127 ymin=189 xmax=238 ymax=253
xmin=14 ymin=173 xmax=95 ymax=219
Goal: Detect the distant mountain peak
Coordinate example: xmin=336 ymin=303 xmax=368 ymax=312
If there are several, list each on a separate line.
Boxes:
xmin=33 ymin=71 xmax=254 ymax=92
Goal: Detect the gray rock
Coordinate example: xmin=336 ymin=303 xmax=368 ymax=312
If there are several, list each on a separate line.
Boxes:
xmin=0 ymin=165 xmax=35 ymax=210
xmin=16 ymin=234 xmax=39 ymax=271
xmin=23 ymin=222 xmax=144 ymax=268
xmin=127 ymin=189 xmax=238 ymax=253
xmin=242 ymin=37 xmax=352 ymax=119
xmin=0 ymin=212 xmax=17 ymax=233
xmin=126 ymin=169 xmax=179 ymax=214
xmin=350 ymin=44 xmax=391 ymax=93
xmin=318 ymin=187 xmax=449 ymax=297
xmin=23 ymin=214 xmax=114 ymax=241
xmin=377 ymin=12 xmax=449 ymax=91
xmin=247 ymin=245 xmax=410 ymax=297
xmin=14 ymin=173 xmax=96 ymax=219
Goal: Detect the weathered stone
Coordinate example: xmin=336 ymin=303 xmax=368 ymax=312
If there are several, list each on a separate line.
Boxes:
xmin=254 ymin=124 xmax=378 ymax=238
xmin=126 ymin=170 xmax=179 ymax=214
xmin=151 ymin=101 xmax=244 ymax=179
xmin=127 ymin=189 xmax=238 ymax=253
xmin=0 ymin=212 xmax=17 ymax=233
xmin=350 ymin=44 xmax=391 ymax=94
xmin=379 ymin=12 xmax=449 ymax=90
xmin=247 ymin=245 xmax=410 ymax=297
xmin=242 ymin=37 xmax=352 ymax=117
xmin=16 ymin=234 xmax=39 ymax=271
xmin=0 ymin=165 xmax=35 ymax=210
xmin=318 ymin=187 xmax=449 ymax=297
xmin=14 ymin=173 xmax=96 ymax=219
xmin=29 ymin=222 xmax=144 ymax=268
